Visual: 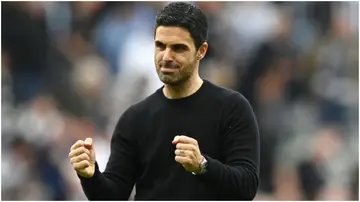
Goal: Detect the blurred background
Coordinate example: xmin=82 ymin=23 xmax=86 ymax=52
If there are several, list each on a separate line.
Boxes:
xmin=1 ymin=1 xmax=359 ymax=200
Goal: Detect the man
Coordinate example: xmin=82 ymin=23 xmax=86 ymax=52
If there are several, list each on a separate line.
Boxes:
xmin=69 ymin=2 xmax=260 ymax=200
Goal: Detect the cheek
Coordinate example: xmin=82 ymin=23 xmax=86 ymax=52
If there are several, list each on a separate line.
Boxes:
xmin=154 ymin=53 xmax=162 ymax=65
xmin=176 ymin=53 xmax=190 ymax=62
xmin=177 ymin=54 xmax=195 ymax=67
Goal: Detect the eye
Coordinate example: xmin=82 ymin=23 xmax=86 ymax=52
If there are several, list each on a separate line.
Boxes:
xmin=155 ymin=42 xmax=166 ymax=51
xmin=172 ymin=44 xmax=187 ymax=52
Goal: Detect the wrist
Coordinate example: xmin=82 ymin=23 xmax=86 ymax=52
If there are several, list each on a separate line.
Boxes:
xmin=192 ymin=155 xmax=208 ymax=175
xmin=78 ymin=162 xmax=98 ymax=180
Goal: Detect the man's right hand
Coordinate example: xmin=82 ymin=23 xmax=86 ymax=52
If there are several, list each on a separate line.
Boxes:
xmin=69 ymin=138 xmax=96 ymax=178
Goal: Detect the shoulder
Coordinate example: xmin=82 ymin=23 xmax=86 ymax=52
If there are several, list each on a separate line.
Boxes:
xmin=206 ymin=82 xmax=258 ymax=134
xmin=204 ymin=81 xmax=256 ymax=125
xmin=205 ymin=80 xmax=251 ymax=109
xmin=120 ymin=88 xmax=163 ymax=122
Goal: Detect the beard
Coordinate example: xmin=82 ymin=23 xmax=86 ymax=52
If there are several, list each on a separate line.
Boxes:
xmin=156 ymin=60 xmax=195 ymax=86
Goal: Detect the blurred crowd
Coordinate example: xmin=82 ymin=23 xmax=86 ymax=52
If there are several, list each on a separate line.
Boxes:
xmin=1 ymin=1 xmax=358 ymax=200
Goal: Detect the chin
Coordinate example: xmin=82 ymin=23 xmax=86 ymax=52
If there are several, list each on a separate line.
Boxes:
xmin=161 ymin=78 xmax=182 ymax=85
xmin=159 ymin=75 xmax=186 ymax=86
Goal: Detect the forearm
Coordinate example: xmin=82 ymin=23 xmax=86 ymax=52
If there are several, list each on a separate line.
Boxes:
xmin=198 ymin=155 xmax=259 ymax=200
xmin=79 ymin=106 xmax=139 ymax=200
xmin=79 ymin=162 xmax=132 ymax=200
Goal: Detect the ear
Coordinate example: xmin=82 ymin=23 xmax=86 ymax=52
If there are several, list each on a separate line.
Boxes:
xmin=196 ymin=42 xmax=208 ymax=61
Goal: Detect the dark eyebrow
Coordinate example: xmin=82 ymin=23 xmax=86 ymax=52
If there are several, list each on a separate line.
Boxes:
xmin=172 ymin=44 xmax=189 ymax=51
xmin=155 ymin=40 xmax=189 ymax=48
xmin=155 ymin=40 xmax=165 ymax=46
xmin=172 ymin=43 xmax=188 ymax=48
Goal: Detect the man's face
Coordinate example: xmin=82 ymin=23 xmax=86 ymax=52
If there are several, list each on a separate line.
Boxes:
xmin=154 ymin=26 xmax=198 ymax=85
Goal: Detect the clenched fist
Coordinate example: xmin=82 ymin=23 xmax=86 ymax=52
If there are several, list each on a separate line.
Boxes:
xmin=172 ymin=135 xmax=204 ymax=174
xmin=69 ymin=138 xmax=96 ymax=178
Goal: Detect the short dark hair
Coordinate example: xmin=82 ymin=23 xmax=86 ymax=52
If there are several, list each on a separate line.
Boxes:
xmin=155 ymin=2 xmax=208 ymax=50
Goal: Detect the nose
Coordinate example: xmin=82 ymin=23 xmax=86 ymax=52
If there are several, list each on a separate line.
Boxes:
xmin=162 ymin=48 xmax=173 ymax=61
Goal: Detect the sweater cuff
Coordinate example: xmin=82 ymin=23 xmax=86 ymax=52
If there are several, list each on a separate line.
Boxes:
xmin=195 ymin=154 xmax=221 ymax=181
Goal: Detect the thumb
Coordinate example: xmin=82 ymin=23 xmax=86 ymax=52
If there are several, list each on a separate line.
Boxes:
xmin=84 ymin=137 xmax=93 ymax=149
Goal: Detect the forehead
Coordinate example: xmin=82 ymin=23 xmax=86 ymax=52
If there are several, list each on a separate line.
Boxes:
xmin=155 ymin=26 xmax=194 ymax=47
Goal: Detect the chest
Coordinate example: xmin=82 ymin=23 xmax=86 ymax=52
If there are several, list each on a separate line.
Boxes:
xmin=137 ymin=105 xmax=224 ymax=166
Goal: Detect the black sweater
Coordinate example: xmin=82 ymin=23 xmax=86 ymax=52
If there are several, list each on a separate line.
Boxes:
xmin=79 ymin=80 xmax=260 ymax=200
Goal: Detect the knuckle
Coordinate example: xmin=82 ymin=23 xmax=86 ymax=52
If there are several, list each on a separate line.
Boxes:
xmin=79 ymin=154 xmax=85 ymax=161
xmin=74 ymin=152 xmax=80 ymax=158
xmin=78 ymin=147 xmax=84 ymax=153
xmin=72 ymin=141 xmax=79 ymax=148
xmin=80 ymin=161 xmax=89 ymax=168
xmin=71 ymin=140 xmax=83 ymax=150
xmin=74 ymin=157 xmax=80 ymax=164
xmin=77 ymin=162 xmax=85 ymax=169
xmin=85 ymin=148 xmax=91 ymax=155
xmin=83 ymin=153 xmax=90 ymax=160
xmin=79 ymin=148 xmax=86 ymax=156
xmin=80 ymin=151 xmax=85 ymax=156
xmin=77 ymin=141 xmax=84 ymax=147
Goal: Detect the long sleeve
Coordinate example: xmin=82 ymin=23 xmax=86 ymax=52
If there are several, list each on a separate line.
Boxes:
xmin=197 ymin=93 xmax=260 ymax=200
xmin=79 ymin=107 xmax=140 ymax=200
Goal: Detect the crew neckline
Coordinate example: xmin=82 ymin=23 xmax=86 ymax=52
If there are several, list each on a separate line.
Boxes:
xmin=159 ymin=79 xmax=209 ymax=103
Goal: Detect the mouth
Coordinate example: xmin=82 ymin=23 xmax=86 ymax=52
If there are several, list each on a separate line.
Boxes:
xmin=159 ymin=62 xmax=180 ymax=73
xmin=160 ymin=67 xmax=179 ymax=73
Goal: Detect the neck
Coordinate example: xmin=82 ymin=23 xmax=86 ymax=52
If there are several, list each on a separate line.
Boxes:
xmin=163 ymin=74 xmax=203 ymax=99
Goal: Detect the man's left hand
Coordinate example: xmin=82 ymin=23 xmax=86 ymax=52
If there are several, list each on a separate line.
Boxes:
xmin=172 ymin=135 xmax=204 ymax=174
